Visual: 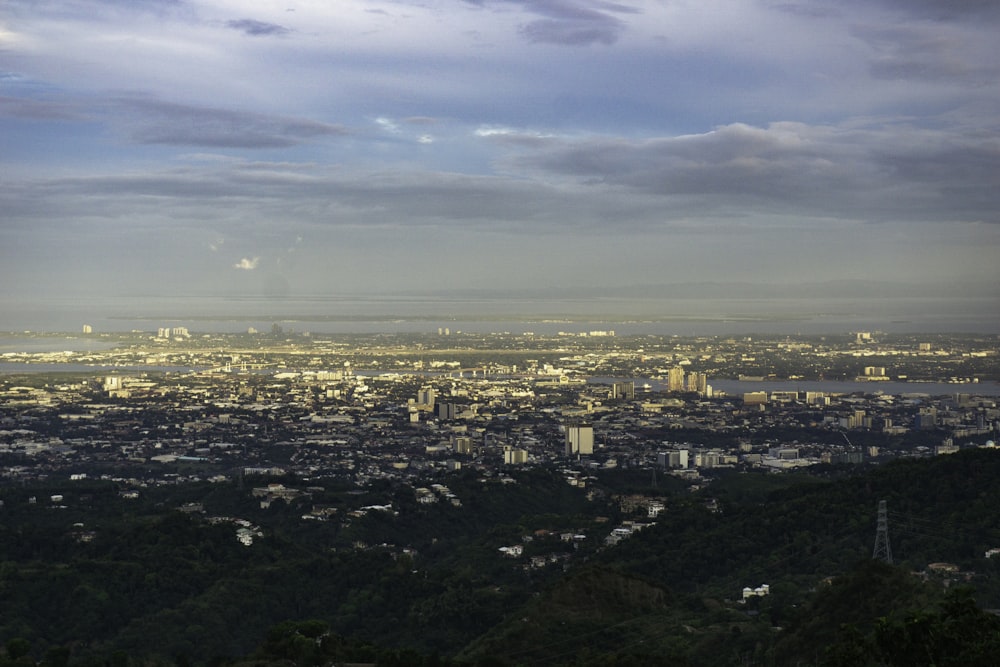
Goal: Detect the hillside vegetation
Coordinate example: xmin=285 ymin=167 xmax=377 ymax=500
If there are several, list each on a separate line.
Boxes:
xmin=3 ymin=450 xmax=1000 ymax=665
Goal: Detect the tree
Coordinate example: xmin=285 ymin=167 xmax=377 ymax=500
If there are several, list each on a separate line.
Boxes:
xmin=2 ymin=639 xmax=33 ymax=667
xmin=822 ymin=587 xmax=1000 ymax=667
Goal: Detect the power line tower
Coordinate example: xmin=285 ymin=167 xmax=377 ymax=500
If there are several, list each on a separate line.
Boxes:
xmin=873 ymin=499 xmax=893 ymax=564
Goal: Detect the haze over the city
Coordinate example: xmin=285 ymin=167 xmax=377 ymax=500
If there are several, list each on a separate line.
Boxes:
xmin=2 ymin=0 xmax=999 ymax=312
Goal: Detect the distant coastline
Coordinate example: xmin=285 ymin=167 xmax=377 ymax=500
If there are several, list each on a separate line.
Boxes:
xmin=1 ymin=292 xmax=997 ymax=336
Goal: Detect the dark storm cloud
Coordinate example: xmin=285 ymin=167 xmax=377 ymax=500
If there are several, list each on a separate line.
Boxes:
xmin=116 ymin=99 xmax=347 ymax=148
xmin=468 ymin=0 xmax=636 ymax=45
xmin=226 ymin=19 xmax=291 ymax=37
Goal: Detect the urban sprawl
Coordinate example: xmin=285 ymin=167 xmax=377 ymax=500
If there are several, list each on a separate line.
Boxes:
xmin=3 ymin=329 xmax=997 ymax=490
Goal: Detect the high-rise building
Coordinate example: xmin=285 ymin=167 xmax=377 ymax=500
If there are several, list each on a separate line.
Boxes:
xmin=805 ymin=392 xmax=827 ymax=405
xmin=436 ymin=403 xmax=457 ymax=420
xmin=565 ymin=424 xmax=594 ymax=456
xmin=417 ymin=388 xmax=436 ymax=408
xmin=657 ymin=450 xmax=689 ymax=469
xmin=504 ymin=446 xmax=528 ymax=465
xmin=840 ymin=409 xmax=868 ymax=429
xmin=611 ymin=381 xmax=635 ymax=400
xmin=915 ymin=407 xmax=937 ymax=430
xmin=667 ymin=367 xmax=686 ymax=392
xmin=692 ymin=372 xmax=708 ymax=395
xmin=453 ymin=436 xmax=473 ymax=455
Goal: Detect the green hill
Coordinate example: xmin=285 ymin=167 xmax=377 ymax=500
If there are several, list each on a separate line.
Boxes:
xmin=3 ymin=450 xmax=1000 ymax=665
xmin=458 ymin=449 xmax=1000 ymax=665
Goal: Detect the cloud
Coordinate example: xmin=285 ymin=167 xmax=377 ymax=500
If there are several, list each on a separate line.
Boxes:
xmin=4 ymin=0 xmax=186 ymax=22
xmin=847 ymin=23 xmax=999 ymax=85
xmin=770 ymin=3 xmax=841 ymax=19
xmin=233 ymin=257 xmax=260 ymax=271
xmin=2 ymin=0 xmax=999 ymax=298
xmin=0 ymin=160 xmax=618 ymax=237
xmin=504 ymin=120 xmax=1000 ymax=224
xmin=375 ymin=117 xmax=401 ymax=133
xmin=6 ymin=112 xmax=998 ymax=240
xmin=375 ymin=116 xmax=438 ymax=144
xmin=226 ymin=19 xmax=291 ymax=37
xmin=858 ymin=0 xmax=1000 ymax=21
xmin=469 ymin=0 xmax=635 ymax=46
xmin=475 ymin=126 xmax=556 ymax=146
xmin=0 ymin=96 xmax=80 ymax=120
xmin=519 ymin=18 xmax=619 ymax=45
xmin=115 ymin=98 xmax=348 ymax=148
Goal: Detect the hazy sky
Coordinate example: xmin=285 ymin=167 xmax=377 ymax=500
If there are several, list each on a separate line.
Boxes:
xmin=2 ymin=0 xmax=999 ymax=299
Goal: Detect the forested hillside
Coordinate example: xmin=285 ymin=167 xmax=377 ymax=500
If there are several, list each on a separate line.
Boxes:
xmin=3 ymin=450 xmax=1000 ymax=666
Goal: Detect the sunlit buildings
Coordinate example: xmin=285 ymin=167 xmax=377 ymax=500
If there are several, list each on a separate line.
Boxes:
xmin=453 ymin=436 xmax=473 ymax=455
xmin=667 ymin=367 xmax=686 ymax=392
xmin=417 ymin=387 xmax=436 ymax=408
xmin=504 ymin=446 xmax=528 ymax=465
xmin=565 ymin=424 xmax=594 ymax=457
xmin=686 ymin=371 xmax=708 ymax=395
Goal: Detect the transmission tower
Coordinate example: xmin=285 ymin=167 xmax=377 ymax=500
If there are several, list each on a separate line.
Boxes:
xmin=872 ymin=499 xmax=893 ymax=564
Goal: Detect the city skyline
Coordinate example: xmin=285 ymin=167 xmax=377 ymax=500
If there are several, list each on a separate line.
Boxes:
xmin=2 ymin=1 xmax=999 ymax=305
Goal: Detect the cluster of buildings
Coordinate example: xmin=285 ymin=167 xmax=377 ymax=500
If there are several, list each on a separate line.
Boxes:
xmin=0 ymin=331 xmax=997 ymax=492
xmin=1 ymin=360 xmax=996 ymax=494
xmin=2 ymin=330 xmax=999 ymax=580
xmin=156 ymin=327 xmax=190 ymax=339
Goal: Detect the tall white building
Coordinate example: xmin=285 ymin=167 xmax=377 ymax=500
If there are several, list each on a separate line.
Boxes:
xmin=565 ymin=424 xmax=594 ymax=456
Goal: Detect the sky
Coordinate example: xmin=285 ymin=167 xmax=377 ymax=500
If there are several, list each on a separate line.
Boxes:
xmin=2 ymin=0 xmax=999 ymax=303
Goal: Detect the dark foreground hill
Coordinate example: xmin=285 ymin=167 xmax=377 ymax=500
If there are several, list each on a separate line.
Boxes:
xmin=4 ymin=450 xmax=1000 ymax=665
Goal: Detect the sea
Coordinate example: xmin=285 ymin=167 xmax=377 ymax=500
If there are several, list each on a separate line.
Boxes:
xmin=1 ymin=293 xmax=997 ymax=337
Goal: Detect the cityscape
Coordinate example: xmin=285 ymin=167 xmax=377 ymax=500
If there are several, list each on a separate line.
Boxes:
xmin=3 ymin=0 xmax=1000 ymax=664
xmin=1 ymin=324 xmax=999 ymax=664
xmin=3 ymin=327 xmax=998 ymax=489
